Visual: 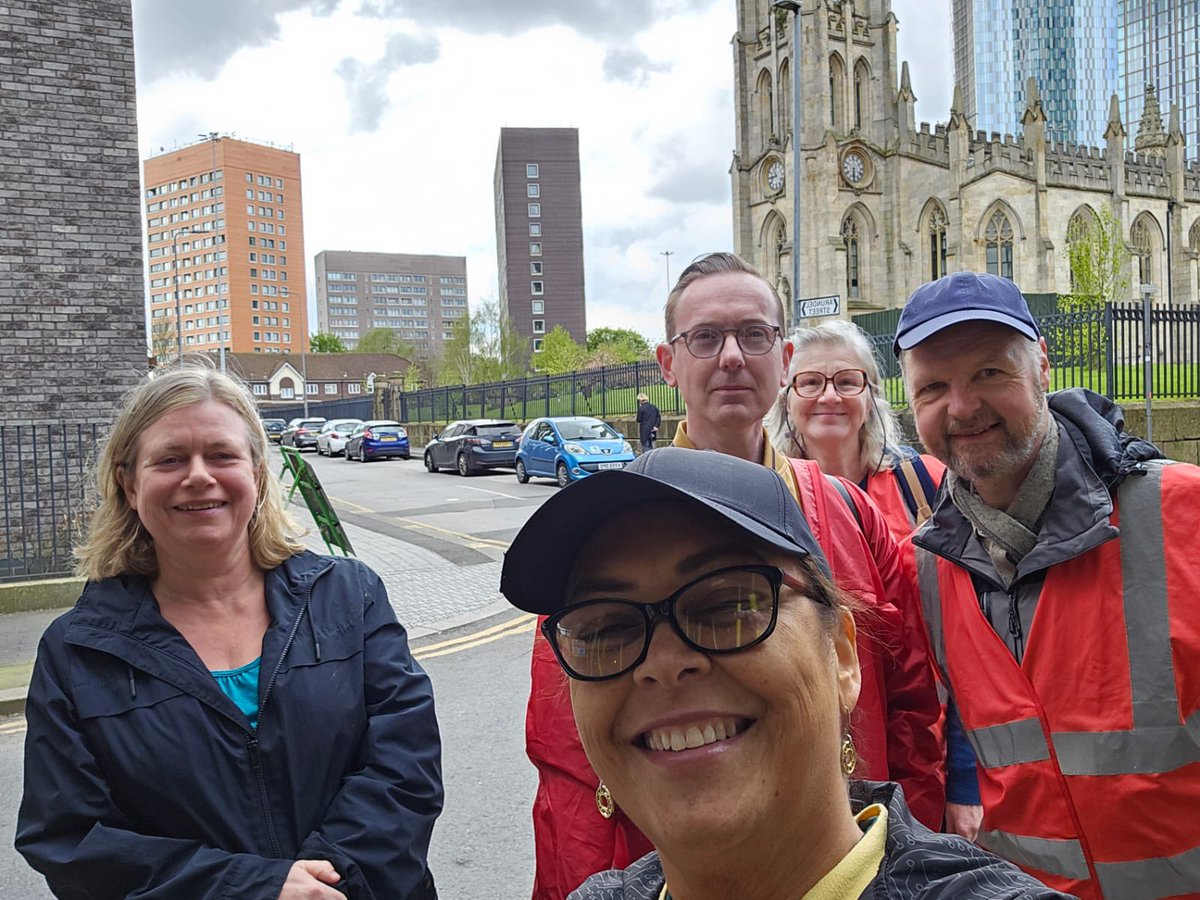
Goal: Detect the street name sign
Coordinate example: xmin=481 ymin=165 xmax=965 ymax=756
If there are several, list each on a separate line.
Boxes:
xmin=795 ymin=295 xmax=841 ymax=319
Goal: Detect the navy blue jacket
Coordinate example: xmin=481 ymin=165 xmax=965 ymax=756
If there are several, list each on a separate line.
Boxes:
xmin=16 ymin=551 xmax=442 ymax=899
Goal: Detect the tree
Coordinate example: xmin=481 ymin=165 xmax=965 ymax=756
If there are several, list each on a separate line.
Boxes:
xmin=150 ymin=318 xmax=177 ymax=363
xmin=585 ymin=327 xmax=652 ymax=366
xmin=310 ymin=332 xmax=347 ymax=353
xmin=355 ymin=327 xmax=417 ymax=360
xmin=534 ymin=325 xmax=587 ymax=374
xmin=1064 ymin=205 xmax=1131 ymax=310
xmin=436 ymin=300 xmax=529 ymax=385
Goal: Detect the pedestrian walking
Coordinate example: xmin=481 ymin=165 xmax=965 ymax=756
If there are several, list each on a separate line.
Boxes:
xmin=16 ymin=365 xmax=443 ymax=900
xmin=504 ymin=449 xmax=1065 ymax=900
xmin=896 ymin=271 xmax=1200 ymax=898
xmin=635 ymin=393 xmax=660 ymax=453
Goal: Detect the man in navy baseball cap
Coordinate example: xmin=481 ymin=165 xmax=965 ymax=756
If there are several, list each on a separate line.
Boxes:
xmin=893 ymin=271 xmax=1039 ymax=356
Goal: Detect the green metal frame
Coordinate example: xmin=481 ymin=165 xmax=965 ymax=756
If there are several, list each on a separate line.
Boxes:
xmin=278 ymin=446 xmax=355 ymax=557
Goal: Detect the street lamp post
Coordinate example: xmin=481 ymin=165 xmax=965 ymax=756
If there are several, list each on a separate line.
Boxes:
xmin=661 ymin=250 xmax=674 ymax=297
xmin=773 ymin=0 xmax=802 ymax=322
xmin=1140 ymin=283 xmax=1159 ymax=443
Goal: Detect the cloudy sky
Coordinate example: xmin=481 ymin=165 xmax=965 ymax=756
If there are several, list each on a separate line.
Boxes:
xmin=132 ymin=0 xmax=953 ymax=343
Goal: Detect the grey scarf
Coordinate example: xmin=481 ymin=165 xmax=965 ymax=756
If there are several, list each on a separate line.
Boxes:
xmin=948 ymin=421 xmax=1059 ymax=588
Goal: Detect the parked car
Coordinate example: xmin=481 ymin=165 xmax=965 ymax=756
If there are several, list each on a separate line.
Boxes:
xmin=261 ymin=418 xmax=287 ymax=443
xmin=344 ymin=420 xmax=410 ymax=462
xmin=280 ymin=417 xmax=327 ymax=451
xmin=423 ymin=419 xmax=523 ymax=476
xmin=515 ymin=416 xmax=634 ymax=487
xmin=316 ymin=418 xmax=365 ymax=457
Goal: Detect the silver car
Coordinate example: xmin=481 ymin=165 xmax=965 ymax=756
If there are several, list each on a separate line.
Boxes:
xmin=316 ymin=418 xmax=365 ymax=456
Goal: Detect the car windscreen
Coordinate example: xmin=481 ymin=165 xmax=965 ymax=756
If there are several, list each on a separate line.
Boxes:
xmin=473 ymin=424 xmax=518 ymax=436
xmin=557 ymin=421 xmax=618 ymax=441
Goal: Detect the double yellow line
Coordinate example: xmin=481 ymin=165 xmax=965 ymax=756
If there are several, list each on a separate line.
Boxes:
xmin=414 ymin=614 xmax=535 ymax=661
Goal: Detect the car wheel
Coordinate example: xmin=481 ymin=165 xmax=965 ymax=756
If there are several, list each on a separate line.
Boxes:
xmin=515 ymin=459 xmax=529 ymax=484
xmin=457 ymin=453 xmax=472 ymax=477
xmin=359 ymin=445 xmax=368 ymax=463
xmin=401 ymin=453 xmax=411 ymax=461
xmin=556 ymin=461 xmax=571 ymax=488
xmin=424 ymin=452 xmax=437 ymax=473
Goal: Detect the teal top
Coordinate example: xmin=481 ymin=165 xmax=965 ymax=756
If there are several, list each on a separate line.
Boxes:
xmin=210 ymin=657 xmax=262 ymax=730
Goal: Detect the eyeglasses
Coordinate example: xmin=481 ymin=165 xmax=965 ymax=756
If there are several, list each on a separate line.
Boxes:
xmin=668 ymin=324 xmax=782 ymax=359
xmin=541 ymin=565 xmax=822 ymax=681
xmin=790 ymin=369 xmax=869 ymax=399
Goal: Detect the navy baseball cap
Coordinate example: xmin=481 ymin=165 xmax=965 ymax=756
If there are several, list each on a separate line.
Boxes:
xmin=893 ymin=271 xmax=1040 ymax=356
xmin=500 ymin=447 xmax=828 ymax=615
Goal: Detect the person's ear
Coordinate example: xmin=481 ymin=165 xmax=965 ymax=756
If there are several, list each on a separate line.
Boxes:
xmin=1037 ymin=337 xmax=1051 ymax=391
xmin=657 ymin=342 xmax=677 ymax=387
xmin=833 ymin=608 xmax=861 ymax=716
xmin=779 ymin=338 xmax=794 ymax=388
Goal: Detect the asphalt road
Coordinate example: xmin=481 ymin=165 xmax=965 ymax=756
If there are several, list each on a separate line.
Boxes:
xmin=0 ymin=442 xmax=561 ymax=898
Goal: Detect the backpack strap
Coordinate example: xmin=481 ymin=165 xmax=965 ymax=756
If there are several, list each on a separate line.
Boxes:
xmin=826 ymin=474 xmax=863 ymax=532
xmin=894 ymin=455 xmax=938 ymax=526
xmin=786 ymin=457 xmax=864 ymax=537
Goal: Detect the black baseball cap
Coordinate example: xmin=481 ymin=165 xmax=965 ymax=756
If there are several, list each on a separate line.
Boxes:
xmin=500 ymin=447 xmax=828 ymax=615
xmin=893 ymin=271 xmax=1040 ymax=356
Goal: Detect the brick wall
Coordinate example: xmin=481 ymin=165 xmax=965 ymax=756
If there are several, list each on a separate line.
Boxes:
xmin=0 ymin=0 xmax=145 ymax=423
xmin=0 ymin=0 xmax=145 ymax=577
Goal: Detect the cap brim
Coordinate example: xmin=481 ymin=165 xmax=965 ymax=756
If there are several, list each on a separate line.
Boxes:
xmin=894 ymin=309 xmax=1040 ymax=353
xmin=500 ymin=469 xmax=812 ymax=615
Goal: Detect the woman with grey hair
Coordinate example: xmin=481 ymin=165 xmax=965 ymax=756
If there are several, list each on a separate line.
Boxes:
xmin=766 ymin=319 xmax=944 ymax=536
xmin=766 ymin=319 xmax=985 ymax=841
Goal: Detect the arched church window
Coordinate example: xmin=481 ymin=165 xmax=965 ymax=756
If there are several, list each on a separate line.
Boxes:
xmin=758 ymin=69 xmax=774 ymax=148
xmin=1066 ymin=210 xmax=1095 ymax=293
xmin=779 ymin=59 xmax=791 ymax=140
xmin=928 ymin=206 xmax=948 ymax=280
xmin=1191 ymin=220 xmax=1200 ymax=301
xmin=829 ymin=54 xmax=845 ymax=130
xmin=985 ymin=210 xmax=1014 ymax=280
xmin=853 ymin=61 xmax=869 ymax=131
xmin=842 ymin=217 xmax=861 ymax=299
xmin=1131 ymin=218 xmax=1153 ymax=287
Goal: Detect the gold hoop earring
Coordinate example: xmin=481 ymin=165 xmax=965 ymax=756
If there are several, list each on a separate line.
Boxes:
xmin=840 ymin=734 xmax=858 ymax=777
xmin=595 ymin=782 xmax=615 ymax=819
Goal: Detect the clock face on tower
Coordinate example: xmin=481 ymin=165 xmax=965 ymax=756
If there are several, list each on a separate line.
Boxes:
xmin=766 ymin=160 xmax=785 ymax=193
xmin=842 ymin=150 xmax=867 ymax=186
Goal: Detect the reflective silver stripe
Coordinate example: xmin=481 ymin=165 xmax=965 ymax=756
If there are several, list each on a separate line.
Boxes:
xmin=967 ymin=717 xmax=1051 ymax=768
xmin=977 ymin=829 xmax=1091 ymax=882
xmin=1048 ymin=465 xmax=1200 ymax=777
xmin=914 ymin=548 xmax=947 ymax=676
xmin=1119 ymin=464 xmax=1181 ymax=729
xmin=1095 ymin=843 xmax=1200 ymax=899
xmin=1052 ymin=708 xmax=1200 ymax=776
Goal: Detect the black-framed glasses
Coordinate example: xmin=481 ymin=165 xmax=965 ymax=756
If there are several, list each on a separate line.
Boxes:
xmin=668 ymin=324 xmax=782 ymax=359
xmin=541 ymin=565 xmax=821 ymax=681
xmin=790 ymin=369 xmax=869 ymax=399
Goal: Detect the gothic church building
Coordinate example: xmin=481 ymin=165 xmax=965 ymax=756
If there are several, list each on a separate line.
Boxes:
xmin=732 ymin=0 xmax=1200 ymax=317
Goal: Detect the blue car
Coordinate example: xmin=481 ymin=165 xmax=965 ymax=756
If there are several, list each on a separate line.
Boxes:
xmin=343 ymin=420 xmax=410 ymax=462
xmin=515 ymin=416 xmax=634 ymax=487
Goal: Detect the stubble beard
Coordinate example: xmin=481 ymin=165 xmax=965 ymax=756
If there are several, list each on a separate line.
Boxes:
xmin=943 ymin=394 xmax=1049 ymax=487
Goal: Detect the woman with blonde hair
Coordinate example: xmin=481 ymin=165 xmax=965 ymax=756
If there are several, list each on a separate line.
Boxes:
xmin=16 ymin=364 xmax=443 ymax=900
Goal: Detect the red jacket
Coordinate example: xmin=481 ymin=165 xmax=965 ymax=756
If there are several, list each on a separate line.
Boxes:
xmin=524 ymin=455 xmax=944 ymax=900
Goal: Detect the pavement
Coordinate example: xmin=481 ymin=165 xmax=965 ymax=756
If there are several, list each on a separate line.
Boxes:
xmin=0 ymin=510 xmax=518 ymax=717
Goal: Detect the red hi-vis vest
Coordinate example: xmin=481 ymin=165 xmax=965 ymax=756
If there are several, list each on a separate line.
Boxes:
xmin=917 ymin=462 xmax=1200 ymax=899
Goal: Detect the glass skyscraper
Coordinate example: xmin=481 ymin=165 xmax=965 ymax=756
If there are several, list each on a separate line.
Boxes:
xmin=953 ymin=0 xmax=1120 ymax=145
xmin=1120 ymin=1 xmax=1200 ymax=157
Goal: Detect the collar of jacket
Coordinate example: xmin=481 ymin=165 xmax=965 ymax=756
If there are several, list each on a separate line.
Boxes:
xmin=63 ymin=550 xmax=333 ymax=727
xmin=913 ymin=393 xmax=1132 ymax=584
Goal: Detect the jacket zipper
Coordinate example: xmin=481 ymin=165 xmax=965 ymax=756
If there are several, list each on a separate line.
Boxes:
xmin=1006 ymin=589 xmax=1025 ymax=664
xmin=247 ymin=559 xmax=334 ymax=859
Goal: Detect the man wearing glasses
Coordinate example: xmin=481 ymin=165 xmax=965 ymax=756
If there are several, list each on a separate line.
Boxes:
xmin=523 ymin=253 xmax=943 ymax=900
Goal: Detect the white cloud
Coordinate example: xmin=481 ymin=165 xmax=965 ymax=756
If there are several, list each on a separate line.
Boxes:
xmin=134 ymin=0 xmax=953 ymax=337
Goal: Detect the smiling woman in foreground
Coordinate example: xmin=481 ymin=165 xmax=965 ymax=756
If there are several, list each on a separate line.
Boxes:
xmin=501 ymin=447 xmax=1070 ymax=900
xmin=16 ymin=365 xmax=442 ymax=900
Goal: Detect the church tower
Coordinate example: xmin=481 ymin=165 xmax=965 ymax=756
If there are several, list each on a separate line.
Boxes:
xmin=732 ymin=0 xmax=901 ymax=318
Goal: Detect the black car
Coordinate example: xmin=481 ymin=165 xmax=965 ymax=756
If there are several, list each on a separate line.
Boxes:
xmin=280 ymin=417 xmax=327 ymax=451
xmin=423 ymin=419 xmax=523 ymax=476
xmin=261 ymin=418 xmax=287 ymax=443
